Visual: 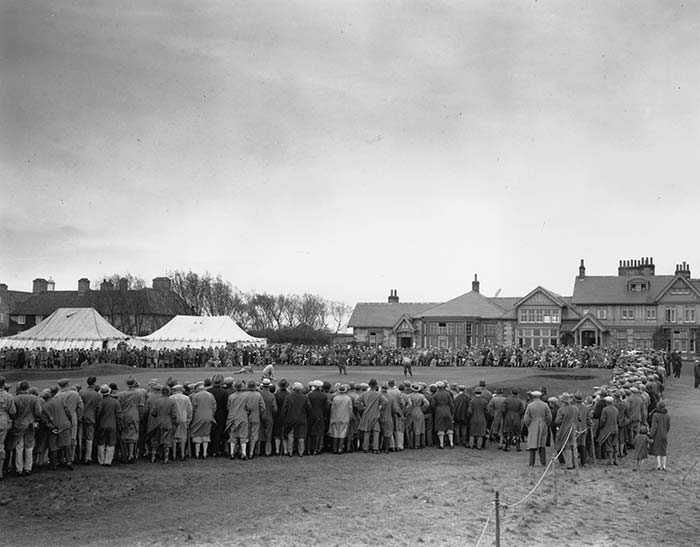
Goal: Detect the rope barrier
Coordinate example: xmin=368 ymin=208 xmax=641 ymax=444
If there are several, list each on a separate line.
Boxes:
xmin=474 ymin=505 xmax=493 ymax=547
xmin=501 ymin=425 xmax=575 ymax=511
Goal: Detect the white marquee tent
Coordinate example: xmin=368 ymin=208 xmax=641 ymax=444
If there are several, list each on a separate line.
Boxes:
xmin=0 ymin=307 xmax=131 ymax=350
xmin=136 ymin=315 xmax=265 ymax=349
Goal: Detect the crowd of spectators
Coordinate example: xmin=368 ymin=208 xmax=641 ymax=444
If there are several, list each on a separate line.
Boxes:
xmin=0 ymin=342 xmax=677 ymax=374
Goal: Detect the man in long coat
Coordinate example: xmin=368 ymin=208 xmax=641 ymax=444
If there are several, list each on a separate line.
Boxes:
xmin=356 ymin=379 xmax=387 ymax=453
xmin=502 ymin=389 xmax=524 ymax=452
xmin=170 ymin=385 xmax=193 ymax=461
xmin=118 ymin=377 xmax=145 ymax=463
xmin=40 ymin=387 xmax=73 ymax=470
xmin=258 ymin=379 xmax=277 ymax=456
xmin=243 ymin=380 xmax=266 ymax=459
xmin=329 ymin=384 xmax=353 ymax=453
xmin=523 ymin=391 xmax=552 ymax=466
xmin=554 ymin=393 xmax=578 ymax=469
xmin=96 ymin=385 xmax=123 ymax=466
xmin=468 ymin=388 xmax=489 ymax=450
xmin=81 ymin=377 xmax=102 ymax=464
xmin=207 ymin=374 xmax=229 ymax=458
xmin=281 ymin=382 xmax=311 ymax=457
xmin=55 ymin=378 xmax=84 ymax=464
xmin=9 ymin=380 xmax=42 ymax=476
xmin=597 ymin=396 xmax=619 ymax=465
xmin=453 ymin=386 xmax=469 ymax=447
xmin=307 ymin=381 xmax=329 ymax=455
xmin=432 ymin=381 xmax=454 ymax=449
xmin=190 ymin=382 xmax=216 ymax=459
xmin=147 ymin=386 xmax=178 ymax=464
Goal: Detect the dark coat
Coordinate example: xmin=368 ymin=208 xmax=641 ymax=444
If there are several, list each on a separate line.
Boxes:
xmin=208 ymin=386 xmax=229 ymax=426
xmin=650 ymin=408 xmax=670 ymax=456
xmin=282 ymin=392 xmax=311 ymax=428
xmin=503 ymin=395 xmax=524 ymax=435
xmin=307 ymin=389 xmax=330 ymax=436
xmin=96 ymin=395 xmax=123 ymax=432
xmin=453 ymin=392 xmax=469 ymax=424
xmin=468 ymin=395 xmax=489 ymax=437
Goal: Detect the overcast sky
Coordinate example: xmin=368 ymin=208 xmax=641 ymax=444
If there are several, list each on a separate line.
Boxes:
xmin=1 ymin=0 xmax=699 ymax=305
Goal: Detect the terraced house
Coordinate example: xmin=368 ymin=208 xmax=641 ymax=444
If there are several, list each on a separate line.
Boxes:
xmin=348 ymin=257 xmax=699 ymax=354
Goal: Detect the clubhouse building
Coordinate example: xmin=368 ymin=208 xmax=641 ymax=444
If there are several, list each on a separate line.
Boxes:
xmin=348 ymin=258 xmax=700 ymax=354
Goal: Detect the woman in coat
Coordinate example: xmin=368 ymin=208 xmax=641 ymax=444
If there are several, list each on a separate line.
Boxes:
xmin=650 ymin=400 xmax=671 ymax=471
xmin=96 ymin=385 xmax=123 ymax=466
xmin=523 ymin=391 xmax=552 ymax=466
xmin=431 ymin=382 xmax=454 ymax=449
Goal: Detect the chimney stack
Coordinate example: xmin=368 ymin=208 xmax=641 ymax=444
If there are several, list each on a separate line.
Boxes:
xmin=152 ymin=277 xmax=171 ymax=291
xmin=100 ymin=279 xmax=114 ymax=291
xmin=676 ymin=262 xmax=691 ymax=279
xmin=0 ymin=283 xmax=7 ymax=293
xmin=78 ymin=278 xmax=90 ymax=294
xmin=32 ymin=278 xmax=48 ymax=294
xmin=472 ymin=274 xmax=480 ymax=293
xmin=578 ymin=259 xmax=586 ymax=278
xmin=47 ymin=278 xmax=55 ymax=291
xmin=388 ymin=289 xmax=399 ymax=304
xmin=119 ymin=277 xmax=129 ymax=293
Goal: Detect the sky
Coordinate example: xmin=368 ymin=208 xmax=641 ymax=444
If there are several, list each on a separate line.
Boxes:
xmin=2 ymin=0 xmax=699 ymax=305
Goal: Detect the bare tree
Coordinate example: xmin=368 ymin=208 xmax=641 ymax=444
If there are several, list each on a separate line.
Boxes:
xmin=94 ymin=273 xmax=147 ymax=289
xmin=329 ymin=301 xmax=353 ymax=334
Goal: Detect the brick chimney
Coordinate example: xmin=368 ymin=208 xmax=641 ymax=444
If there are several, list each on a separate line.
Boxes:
xmin=100 ymin=279 xmax=114 ymax=291
xmin=388 ymin=289 xmax=399 ymax=304
xmin=675 ymin=261 xmax=691 ymax=279
xmin=0 ymin=283 xmax=7 ymax=293
xmin=78 ymin=278 xmax=90 ymax=294
xmin=119 ymin=277 xmax=129 ymax=293
xmin=578 ymin=259 xmax=586 ymax=278
xmin=47 ymin=278 xmax=55 ymax=291
xmin=618 ymin=257 xmax=655 ymax=277
xmin=152 ymin=277 xmax=171 ymax=291
xmin=472 ymin=274 xmax=480 ymax=293
xmin=32 ymin=278 xmax=48 ymax=294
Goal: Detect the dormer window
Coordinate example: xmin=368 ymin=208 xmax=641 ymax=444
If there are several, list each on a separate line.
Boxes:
xmin=628 ymin=279 xmax=649 ymax=292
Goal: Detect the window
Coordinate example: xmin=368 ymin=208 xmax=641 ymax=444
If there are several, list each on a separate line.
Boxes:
xmin=665 ymin=308 xmax=677 ymax=323
xmin=596 ymin=308 xmax=607 ymax=320
xmin=671 ymin=286 xmax=691 ymax=295
xmin=35 ymin=315 xmax=43 ymax=323
xmin=517 ymin=327 xmax=558 ymax=348
xmin=685 ymin=307 xmax=696 ymax=323
xmin=646 ymin=307 xmax=657 ymax=321
xmin=16 ymin=315 xmax=26 ymax=325
xmin=369 ymin=332 xmax=377 ymax=345
xmin=621 ymin=307 xmax=634 ymax=320
xmin=429 ymin=323 xmax=438 ymax=335
xmin=691 ymin=339 xmax=697 ymax=353
xmin=438 ymin=322 xmax=447 ymax=335
xmin=628 ymin=281 xmax=649 ymax=292
xmin=535 ymin=309 xmax=544 ymax=323
xmin=519 ymin=308 xmax=560 ymax=324
xmin=455 ymin=323 xmax=465 ymax=336
xmin=484 ymin=324 xmax=496 ymax=336
xmin=0 ymin=312 xmax=4 ymax=322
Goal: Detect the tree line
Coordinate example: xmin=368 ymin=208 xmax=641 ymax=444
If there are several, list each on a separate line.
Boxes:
xmin=97 ymin=271 xmax=354 ymax=343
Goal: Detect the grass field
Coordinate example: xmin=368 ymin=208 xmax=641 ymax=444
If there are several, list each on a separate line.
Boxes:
xmin=2 ymin=365 xmax=699 ymax=547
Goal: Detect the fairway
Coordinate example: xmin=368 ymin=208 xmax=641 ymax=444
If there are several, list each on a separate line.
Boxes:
xmin=3 ymin=364 xmax=612 ymax=396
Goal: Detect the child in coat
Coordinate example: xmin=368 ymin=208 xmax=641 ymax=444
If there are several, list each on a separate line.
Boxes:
xmin=632 ymin=425 xmax=651 ymax=471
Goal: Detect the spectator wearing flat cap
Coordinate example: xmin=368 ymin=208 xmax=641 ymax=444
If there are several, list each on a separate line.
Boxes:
xmin=281 ymin=383 xmax=311 ymax=457
xmin=147 ymin=386 xmax=178 ymax=464
xmin=467 ymin=388 xmax=489 ymax=450
xmin=258 ymin=379 xmax=277 ymax=456
xmin=502 ymin=389 xmax=524 ymax=453
xmin=10 ymin=380 xmax=42 ymax=476
xmin=453 ymin=386 xmax=469 ymax=448
xmin=597 ymin=397 xmax=619 ymax=466
xmin=207 ymin=374 xmax=229 ymax=457
xmin=523 ymin=391 xmax=552 ymax=467
xmin=226 ymin=381 xmax=250 ymax=460
xmin=0 ymin=376 xmax=16 ymax=478
xmin=329 ymin=385 xmax=353 ymax=453
xmin=307 ymin=381 xmax=330 ymax=455
xmin=406 ymin=384 xmax=429 ymax=449
xmin=432 ymin=382 xmax=454 ymax=449
xmin=55 ymin=378 xmax=84 ymax=465
xmin=170 ymin=385 xmax=193 ymax=461
xmin=40 ymin=387 xmax=73 ymax=470
xmin=96 ymin=385 xmax=123 ymax=466
xmin=117 ymin=377 xmax=145 ymax=464
xmin=80 ymin=377 xmax=102 ymax=464
xmin=243 ymin=380 xmax=266 ymax=459
xmin=190 ymin=383 xmax=216 ymax=459
xmin=273 ymin=379 xmax=290 ymax=456
xmin=356 ymin=379 xmax=388 ymax=454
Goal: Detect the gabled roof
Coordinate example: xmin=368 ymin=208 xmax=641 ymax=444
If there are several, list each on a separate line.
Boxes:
xmin=392 ymin=313 xmax=417 ymax=333
xmin=348 ymin=302 xmax=439 ymax=328
xmin=571 ymin=313 xmax=609 ymax=333
xmin=418 ymin=291 xmax=506 ymax=319
xmin=0 ymin=290 xmax=33 ymax=309
xmin=11 ymin=289 xmax=192 ymax=317
xmin=654 ymin=275 xmax=700 ymax=302
xmin=0 ymin=308 xmax=130 ymax=350
xmin=513 ymin=286 xmax=568 ymax=309
xmin=572 ymin=275 xmax=677 ymax=305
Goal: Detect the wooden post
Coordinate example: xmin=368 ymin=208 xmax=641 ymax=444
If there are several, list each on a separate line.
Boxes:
xmin=494 ymin=490 xmax=501 ymax=547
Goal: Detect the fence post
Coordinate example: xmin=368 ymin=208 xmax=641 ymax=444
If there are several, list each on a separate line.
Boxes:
xmin=494 ymin=490 xmax=501 ymax=547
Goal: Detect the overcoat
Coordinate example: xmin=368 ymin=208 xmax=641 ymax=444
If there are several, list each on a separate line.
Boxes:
xmin=523 ymin=399 xmax=552 ymax=450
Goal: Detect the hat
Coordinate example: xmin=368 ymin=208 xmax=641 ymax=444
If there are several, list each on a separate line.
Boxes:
xmin=57 ymin=378 xmax=70 ymax=387
xmin=573 ymin=391 xmax=583 ymax=402
xmin=99 ymin=384 xmax=111 ymax=395
xmin=212 ymin=374 xmax=224 ymax=386
xmin=604 ymin=396 xmax=614 ymax=403
xmin=531 ymin=391 xmax=542 ymax=398
xmin=292 ymin=382 xmax=304 ymax=391
xmin=411 ymin=383 xmax=421 ymax=392
xmin=278 ymin=379 xmax=289 ymax=389
xmin=495 ymin=387 xmax=503 ymax=394
xmin=338 ymin=384 xmax=348 ymax=393
xmin=247 ymin=380 xmax=257 ymax=390
xmin=224 ymin=377 xmax=235 ymax=386
xmin=126 ymin=376 xmax=137 ymax=387
xmin=87 ymin=376 xmax=97 ymax=386
xmin=40 ymin=388 xmax=52 ymax=399
xmin=474 ymin=388 xmax=483 ymax=395
xmin=261 ymin=378 xmax=272 ymax=387
xmin=436 ymin=381 xmax=445 ymax=389
xmin=479 ymin=380 xmax=486 ymax=386
xmin=458 ymin=385 xmax=466 ymax=391
xmin=380 ymin=382 xmax=389 ymax=390
xmin=172 ymin=384 xmax=184 ymax=392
